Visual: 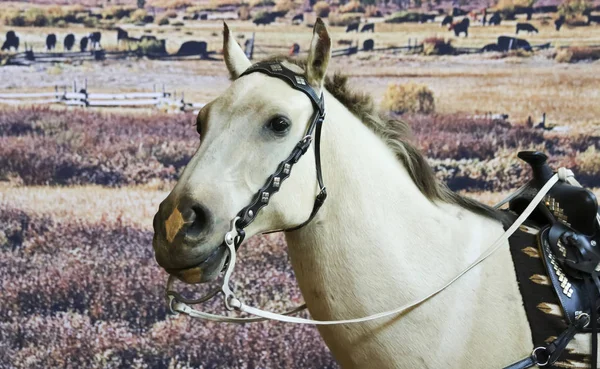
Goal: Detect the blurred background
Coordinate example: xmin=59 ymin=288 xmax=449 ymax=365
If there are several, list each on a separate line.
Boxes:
xmin=0 ymin=0 xmax=599 ymax=367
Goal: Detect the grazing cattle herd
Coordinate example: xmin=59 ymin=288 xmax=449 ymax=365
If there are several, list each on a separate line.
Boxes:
xmin=0 ymin=5 xmax=599 ymax=59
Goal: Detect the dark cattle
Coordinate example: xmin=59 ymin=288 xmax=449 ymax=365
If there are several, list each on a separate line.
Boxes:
xmin=481 ymin=43 xmax=501 ymax=52
xmin=497 ymin=36 xmax=532 ymax=52
xmin=292 ymin=13 xmax=304 ymax=24
xmin=363 ymin=39 xmax=374 ymax=51
xmin=88 ymin=32 xmax=102 ymax=49
xmin=449 ymin=18 xmax=469 ymax=37
xmin=441 ymin=15 xmax=453 ymax=26
xmin=270 ymin=10 xmax=288 ymax=18
xmin=176 ymin=41 xmax=207 ymax=56
xmin=288 ymin=42 xmax=300 ymax=56
xmin=63 ymin=34 xmax=75 ymax=51
xmin=199 ymin=13 xmax=208 ymax=20
xmin=80 ymin=36 xmax=89 ymax=52
xmin=46 ymin=34 xmax=57 ymax=51
xmin=253 ymin=12 xmax=276 ymax=26
xmin=1 ymin=30 xmax=20 ymax=51
xmin=589 ymin=14 xmax=600 ymax=25
xmin=555 ymin=16 xmax=565 ymax=31
xmin=488 ymin=12 xmax=501 ymax=25
xmin=346 ymin=22 xmax=359 ymax=32
xmin=419 ymin=14 xmax=437 ymax=22
xmin=535 ymin=5 xmax=558 ymax=13
xmin=116 ymin=27 xmax=128 ymax=43
xmin=360 ymin=23 xmax=374 ymax=32
xmin=516 ymin=22 xmax=538 ymax=34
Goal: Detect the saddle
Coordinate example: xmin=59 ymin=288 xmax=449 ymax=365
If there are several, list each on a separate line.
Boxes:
xmin=506 ymin=151 xmax=600 ymax=368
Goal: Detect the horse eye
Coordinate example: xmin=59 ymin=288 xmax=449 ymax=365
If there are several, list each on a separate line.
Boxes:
xmin=267 ymin=117 xmax=290 ymax=134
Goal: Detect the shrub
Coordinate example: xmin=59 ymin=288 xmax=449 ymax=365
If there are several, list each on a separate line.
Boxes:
xmin=381 ymin=82 xmax=436 ymax=115
xmin=82 ymin=16 xmax=99 ymax=28
xmin=2 ymin=9 xmax=26 ymax=27
xmin=137 ymin=39 xmax=166 ymax=54
xmin=576 ymin=146 xmax=600 ymax=178
xmin=24 ymin=8 xmax=49 ymax=27
xmin=102 ymin=6 xmax=134 ymax=20
xmin=171 ymin=21 xmax=185 ymax=26
xmin=130 ymin=9 xmax=149 ymax=23
xmin=422 ymin=37 xmax=454 ymax=55
xmin=555 ymin=46 xmax=600 ymax=62
xmin=238 ymin=5 xmax=251 ymax=20
xmin=328 ymin=12 xmax=361 ymax=26
xmin=365 ymin=5 xmax=383 ymax=17
xmin=340 ymin=1 xmax=365 ymax=13
xmin=165 ymin=10 xmax=178 ymax=18
xmin=274 ymin=0 xmax=295 ymax=12
xmin=314 ymin=1 xmax=331 ymax=17
xmin=558 ymin=0 xmax=592 ymax=17
xmin=384 ymin=11 xmax=421 ymax=23
xmin=157 ymin=15 xmax=170 ymax=25
xmin=249 ymin=0 xmax=276 ymax=7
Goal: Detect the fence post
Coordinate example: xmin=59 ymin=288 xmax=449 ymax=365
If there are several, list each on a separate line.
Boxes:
xmin=73 ymin=80 xmax=77 ymax=93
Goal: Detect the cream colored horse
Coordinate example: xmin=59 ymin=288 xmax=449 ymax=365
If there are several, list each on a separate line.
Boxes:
xmin=152 ymin=20 xmax=575 ymax=368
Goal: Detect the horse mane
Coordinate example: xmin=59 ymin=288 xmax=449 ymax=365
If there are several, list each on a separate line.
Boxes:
xmin=256 ymin=56 xmax=507 ymax=223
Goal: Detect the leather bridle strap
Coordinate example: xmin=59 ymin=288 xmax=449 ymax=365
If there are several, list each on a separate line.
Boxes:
xmin=233 ymin=61 xmax=327 ymax=240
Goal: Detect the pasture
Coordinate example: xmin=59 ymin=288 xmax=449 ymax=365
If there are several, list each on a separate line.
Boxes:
xmin=1 ymin=1 xmax=600 ymax=367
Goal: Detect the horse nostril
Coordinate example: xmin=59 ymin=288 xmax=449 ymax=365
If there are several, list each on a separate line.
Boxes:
xmin=185 ymin=204 xmax=210 ymax=239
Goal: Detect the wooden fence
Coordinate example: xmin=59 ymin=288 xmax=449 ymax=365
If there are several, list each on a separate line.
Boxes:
xmin=0 ymin=83 xmax=205 ymax=113
xmin=4 ymin=49 xmax=219 ymax=66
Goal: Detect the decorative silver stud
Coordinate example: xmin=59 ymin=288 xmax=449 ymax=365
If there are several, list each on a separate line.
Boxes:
xmin=225 ymin=233 xmax=234 ymax=245
xmin=592 ymin=240 xmax=597 ymax=247
xmin=270 ymin=64 xmax=282 ymax=72
xmin=261 ymin=192 xmax=270 ymax=203
xmin=248 ymin=210 xmax=254 ymax=219
xmin=273 ymin=177 xmax=281 ymax=188
xmin=283 ymin=164 xmax=291 ymax=175
xmin=295 ymin=76 xmax=306 ymax=85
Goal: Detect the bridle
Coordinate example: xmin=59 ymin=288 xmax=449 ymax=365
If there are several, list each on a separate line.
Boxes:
xmin=163 ymin=60 xmax=598 ymax=368
xmin=166 ymin=60 xmax=328 ymax=320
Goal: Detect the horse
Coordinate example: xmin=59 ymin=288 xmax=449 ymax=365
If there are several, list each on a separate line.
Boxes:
xmin=151 ymin=19 xmax=600 ymax=369
xmin=63 ymin=34 xmax=75 ymax=51
xmin=1 ymin=30 xmax=19 ymax=51
xmin=46 ymin=33 xmax=57 ymax=51
xmin=516 ymin=22 xmax=539 ymax=34
xmin=360 ymin=23 xmax=374 ymax=32
xmin=449 ymin=17 xmax=469 ymax=37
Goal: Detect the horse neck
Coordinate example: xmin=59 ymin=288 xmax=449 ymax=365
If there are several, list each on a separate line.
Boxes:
xmin=285 ymin=91 xmax=505 ymax=320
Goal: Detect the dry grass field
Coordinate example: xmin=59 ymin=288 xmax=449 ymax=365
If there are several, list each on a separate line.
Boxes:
xmin=1 ymin=1 xmax=600 ymax=367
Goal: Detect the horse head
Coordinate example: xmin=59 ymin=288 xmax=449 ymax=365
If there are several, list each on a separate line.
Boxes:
xmin=152 ymin=20 xmax=332 ymax=284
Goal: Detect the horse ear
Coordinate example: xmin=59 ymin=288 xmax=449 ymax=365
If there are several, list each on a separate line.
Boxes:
xmin=223 ymin=22 xmax=251 ymax=79
xmin=306 ymin=18 xmax=331 ymax=90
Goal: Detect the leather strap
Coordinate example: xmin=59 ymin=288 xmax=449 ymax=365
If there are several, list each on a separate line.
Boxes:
xmin=503 ymin=355 xmax=537 ymax=369
xmin=235 ymin=61 xmax=327 ymax=235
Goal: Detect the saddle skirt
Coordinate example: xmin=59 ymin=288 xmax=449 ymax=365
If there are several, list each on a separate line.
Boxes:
xmin=508 ymin=217 xmax=592 ymax=368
